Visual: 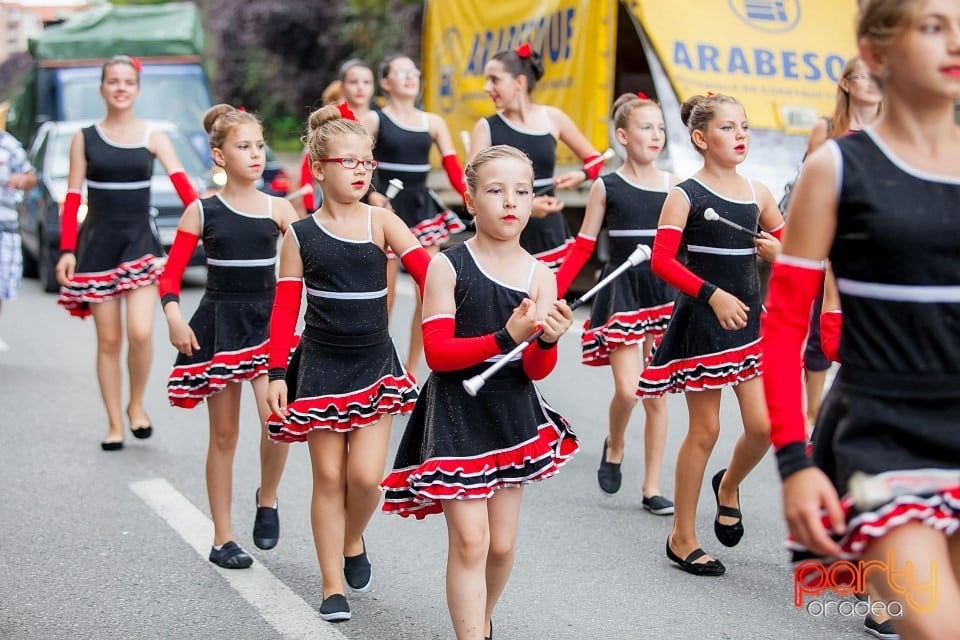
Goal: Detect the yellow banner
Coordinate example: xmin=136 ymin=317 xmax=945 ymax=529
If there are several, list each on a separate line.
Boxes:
xmin=422 ymin=0 xmax=616 ymax=166
xmin=629 ymin=0 xmax=859 ymax=131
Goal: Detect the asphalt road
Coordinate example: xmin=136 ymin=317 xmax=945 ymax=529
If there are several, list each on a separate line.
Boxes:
xmin=1 ymin=273 xmax=868 ymax=640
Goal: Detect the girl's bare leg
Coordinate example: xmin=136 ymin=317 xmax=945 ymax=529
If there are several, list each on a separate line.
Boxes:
xmin=90 ymin=298 xmax=124 ymax=443
xmin=206 ymin=383 xmax=242 ymax=545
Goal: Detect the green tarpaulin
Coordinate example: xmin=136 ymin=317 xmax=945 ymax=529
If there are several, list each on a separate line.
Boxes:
xmin=29 ymin=2 xmax=203 ymax=61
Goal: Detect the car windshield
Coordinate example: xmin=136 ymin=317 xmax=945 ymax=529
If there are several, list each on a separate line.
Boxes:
xmin=48 ymin=126 xmax=207 ymax=180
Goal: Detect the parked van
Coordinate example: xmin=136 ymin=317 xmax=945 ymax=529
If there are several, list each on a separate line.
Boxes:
xmin=422 ymin=0 xmax=859 ymax=198
xmin=8 ymin=2 xmax=213 ymax=163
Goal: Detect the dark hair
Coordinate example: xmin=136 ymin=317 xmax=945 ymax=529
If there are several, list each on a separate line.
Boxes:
xmin=680 ymin=93 xmax=744 ymax=155
xmin=491 ymin=48 xmax=545 ymax=94
xmin=202 ymin=103 xmax=261 ymax=150
xmin=611 ymin=93 xmax=661 ymax=130
xmin=378 ymin=54 xmax=414 ymax=80
xmin=303 ymin=104 xmax=372 ymax=163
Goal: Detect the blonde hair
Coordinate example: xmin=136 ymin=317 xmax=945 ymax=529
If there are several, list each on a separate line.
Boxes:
xmin=857 ymin=0 xmax=922 ymax=51
xmin=464 ymin=145 xmax=533 ymax=194
xmin=203 ymin=104 xmax=262 ymax=151
xmin=680 ymin=93 xmax=744 ymax=155
xmin=101 ymin=55 xmax=140 ymax=85
xmin=303 ymin=104 xmax=372 ymax=163
xmin=612 ymin=92 xmax=661 ymax=130
xmin=321 ymin=80 xmax=344 ymax=106
xmin=828 ymin=57 xmax=883 ymax=137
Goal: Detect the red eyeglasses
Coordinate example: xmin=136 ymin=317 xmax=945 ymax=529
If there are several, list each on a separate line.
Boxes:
xmin=318 ymin=157 xmax=379 ymax=171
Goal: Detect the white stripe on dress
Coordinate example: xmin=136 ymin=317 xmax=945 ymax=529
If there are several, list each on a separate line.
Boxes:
xmin=686 ymin=244 xmax=757 ymax=255
xmin=206 ymin=257 xmax=277 ymax=267
xmin=608 ymin=229 xmax=656 ymax=237
xmin=305 ymin=287 xmax=388 ymax=300
xmin=836 ymin=278 xmax=960 ymax=303
xmin=87 ymin=179 xmax=151 ymax=190
xmin=377 ymin=161 xmax=431 ymax=172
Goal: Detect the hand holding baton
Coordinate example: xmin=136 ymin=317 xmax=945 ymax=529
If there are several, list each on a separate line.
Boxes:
xmin=463 ymin=244 xmax=652 ymax=396
xmin=703 ymin=207 xmax=762 ymax=239
xmin=534 ymin=148 xmax=616 ymax=196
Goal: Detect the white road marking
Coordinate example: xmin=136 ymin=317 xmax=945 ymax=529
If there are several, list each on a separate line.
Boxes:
xmin=130 ymin=478 xmax=349 ymax=640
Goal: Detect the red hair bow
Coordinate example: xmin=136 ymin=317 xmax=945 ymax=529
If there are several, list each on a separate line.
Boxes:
xmin=129 ymin=56 xmax=143 ymax=72
xmin=707 ymin=91 xmax=717 ymax=97
xmin=338 ymin=101 xmax=358 ymax=122
xmin=637 ymin=91 xmax=649 ymax=100
xmin=515 ymin=42 xmax=532 ymax=59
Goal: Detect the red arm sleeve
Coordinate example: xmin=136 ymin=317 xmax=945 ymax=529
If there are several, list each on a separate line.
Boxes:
xmin=819 ymin=310 xmax=843 ymax=364
xmin=554 ymin=234 xmax=596 ymax=298
xmin=400 ymin=246 xmax=431 ymax=297
xmin=522 ymin=338 xmax=558 ymax=380
xmin=761 ymin=258 xmax=825 ymax=451
xmin=441 ymin=153 xmax=467 ymax=198
xmin=768 ymin=222 xmax=785 ymax=241
xmin=158 ymin=229 xmax=200 ymax=307
xmin=422 ymin=316 xmax=515 ymax=372
xmin=300 ymin=155 xmax=315 ymax=212
xmin=267 ymin=278 xmax=303 ymax=376
xmin=169 ymin=170 xmax=199 ymax=208
xmin=651 ymin=226 xmax=715 ymax=301
xmin=582 ymin=153 xmax=603 ymax=181
xmin=59 ymin=189 xmax=82 ymax=253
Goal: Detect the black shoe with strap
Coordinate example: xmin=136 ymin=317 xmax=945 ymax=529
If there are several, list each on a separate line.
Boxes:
xmin=665 ymin=537 xmax=725 ymax=577
xmin=712 ymin=469 xmax=744 ymax=547
xmin=209 ymin=541 xmax=253 ymax=569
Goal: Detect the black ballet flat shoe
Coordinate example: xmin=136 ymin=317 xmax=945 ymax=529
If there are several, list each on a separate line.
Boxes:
xmin=597 ymin=439 xmax=622 ymax=495
xmin=130 ymin=424 xmax=153 ymax=439
xmin=712 ymin=469 xmax=744 ymax=548
xmin=100 ymin=440 xmax=124 ymax=451
xmin=343 ymin=537 xmax=372 ymax=592
xmin=319 ymin=593 xmax=351 ymax=622
xmin=666 ymin=537 xmax=726 ymax=577
xmin=253 ymin=488 xmax=280 ymax=550
xmin=485 ymin=619 xmax=493 ymax=640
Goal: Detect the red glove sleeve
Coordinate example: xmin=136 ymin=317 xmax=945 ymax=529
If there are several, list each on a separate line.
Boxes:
xmin=768 ymin=222 xmax=785 ymax=241
xmin=400 ymin=245 xmax=431 ymax=297
xmin=761 ymin=258 xmax=826 ymax=450
xmin=441 ymin=153 xmax=467 ymax=198
xmin=422 ymin=316 xmax=505 ymax=372
xmin=169 ymin=170 xmax=199 ymax=208
xmin=522 ymin=338 xmax=558 ymax=380
xmin=300 ymin=155 xmax=316 ymax=211
xmin=158 ymin=229 xmax=200 ymax=306
xmin=651 ymin=226 xmax=714 ymax=300
xmin=268 ymin=278 xmax=303 ymax=373
xmin=819 ymin=310 xmax=843 ymax=364
xmin=582 ymin=153 xmax=603 ymax=181
xmin=59 ymin=189 xmax=82 ymax=252
xmin=555 ymin=234 xmax=596 ymax=298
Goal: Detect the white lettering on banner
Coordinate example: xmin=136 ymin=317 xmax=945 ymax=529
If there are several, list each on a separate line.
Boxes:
xmin=465 ymin=8 xmax=576 ymax=75
xmin=672 ymin=41 xmax=847 ymax=83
